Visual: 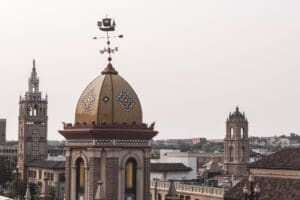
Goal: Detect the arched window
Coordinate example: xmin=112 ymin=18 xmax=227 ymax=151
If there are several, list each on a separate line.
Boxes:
xmin=33 ymin=105 xmax=38 ymax=116
xmin=32 ymin=84 xmax=36 ymax=93
xmin=230 ymin=128 xmax=234 ymax=139
xmin=241 ymin=128 xmax=244 ymax=139
xmin=229 ymin=146 xmax=233 ymax=162
xmin=125 ymin=158 xmax=137 ymax=200
xmin=29 ymin=107 xmax=33 ymax=116
xmin=76 ymin=158 xmax=85 ymax=200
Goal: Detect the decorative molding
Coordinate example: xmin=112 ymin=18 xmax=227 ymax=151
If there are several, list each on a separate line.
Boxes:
xmin=66 ymin=139 xmax=150 ymax=147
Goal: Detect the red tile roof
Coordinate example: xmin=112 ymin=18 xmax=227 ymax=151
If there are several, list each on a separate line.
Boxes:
xmin=151 ymin=163 xmax=192 ymax=172
xmin=250 ymin=147 xmax=300 ymax=170
xmin=225 ymin=176 xmax=300 ymax=200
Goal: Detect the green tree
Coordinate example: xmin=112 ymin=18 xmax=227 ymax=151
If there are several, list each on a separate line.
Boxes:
xmin=0 ymin=156 xmax=15 ymax=187
xmin=7 ymin=178 xmax=27 ymax=199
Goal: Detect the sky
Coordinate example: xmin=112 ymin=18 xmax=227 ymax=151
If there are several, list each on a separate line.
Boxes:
xmin=0 ymin=0 xmax=300 ymax=140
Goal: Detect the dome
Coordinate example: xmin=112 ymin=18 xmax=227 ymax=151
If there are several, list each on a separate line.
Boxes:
xmin=75 ymin=64 xmax=142 ymax=125
xmin=227 ymin=106 xmax=247 ymax=122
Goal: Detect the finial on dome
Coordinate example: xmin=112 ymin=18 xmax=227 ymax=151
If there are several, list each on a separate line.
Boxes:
xmin=101 ymin=63 xmax=118 ymax=75
xmin=93 ymin=16 xmax=123 ymax=70
xmin=236 ymin=106 xmax=239 ymax=112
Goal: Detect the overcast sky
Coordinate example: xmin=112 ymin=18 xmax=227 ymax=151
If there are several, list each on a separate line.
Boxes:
xmin=0 ymin=0 xmax=300 ymax=140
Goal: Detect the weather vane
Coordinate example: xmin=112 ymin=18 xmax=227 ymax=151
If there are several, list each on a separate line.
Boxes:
xmin=93 ymin=16 xmax=123 ymax=64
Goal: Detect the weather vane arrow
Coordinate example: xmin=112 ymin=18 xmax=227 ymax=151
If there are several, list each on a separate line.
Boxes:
xmin=93 ymin=16 xmax=123 ymax=64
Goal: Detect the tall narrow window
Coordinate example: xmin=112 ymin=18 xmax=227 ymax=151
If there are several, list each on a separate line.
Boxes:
xmin=241 ymin=128 xmax=244 ymax=139
xmin=230 ymin=128 xmax=234 ymax=139
xmin=32 ymin=84 xmax=36 ymax=93
xmin=76 ymin=158 xmax=85 ymax=200
xmin=33 ymin=105 xmax=38 ymax=116
xmin=125 ymin=158 xmax=137 ymax=200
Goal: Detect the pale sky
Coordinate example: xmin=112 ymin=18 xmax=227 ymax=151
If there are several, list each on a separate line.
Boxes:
xmin=0 ymin=0 xmax=300 ymax=140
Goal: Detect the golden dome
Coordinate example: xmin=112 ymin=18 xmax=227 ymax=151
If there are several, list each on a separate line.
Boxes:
xmin=75 ymin=64 xmax=142 ymax=125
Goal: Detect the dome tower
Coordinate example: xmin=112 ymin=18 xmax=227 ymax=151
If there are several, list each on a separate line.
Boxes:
xmin=59 ymin=17 xmax=158 ymax=200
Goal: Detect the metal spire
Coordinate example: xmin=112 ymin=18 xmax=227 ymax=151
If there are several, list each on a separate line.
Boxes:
xmin=32 ymin=59 xmax=36 ymax=72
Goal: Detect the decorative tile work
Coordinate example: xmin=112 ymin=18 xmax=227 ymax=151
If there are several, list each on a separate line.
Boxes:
xmin=81 ymin=89 xmax=96 ymax=112
xmin=102 ymin=96 xmax=110 ymax=103
xmin=118 ymin=90 xmax=135 ymax=112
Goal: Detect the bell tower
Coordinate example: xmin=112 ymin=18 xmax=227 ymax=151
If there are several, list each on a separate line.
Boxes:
xmin=17 ymin=60 xmax=48 ymax=180
xmin=224 ymin=106 xmax=250 ymax=176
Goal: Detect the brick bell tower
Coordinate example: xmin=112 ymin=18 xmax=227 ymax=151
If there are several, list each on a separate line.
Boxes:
xmin=224 ymin=106 xmax=250 ymax=176
xmin=59 ymin=17 xmax=158 ymax=200
xmin=17 ymin=60 xmax=48 ymax=180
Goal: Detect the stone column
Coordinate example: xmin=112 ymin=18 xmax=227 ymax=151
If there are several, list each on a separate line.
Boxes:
xmin=144 ymin=157 xmax=151 ymax=200
xmin=64 ymin=150 xmax=71 ymax=200
xmin=106 ymin=157 xmax=119 ymax=200
xmin=88 ymin=157 xmax=101 ymax=200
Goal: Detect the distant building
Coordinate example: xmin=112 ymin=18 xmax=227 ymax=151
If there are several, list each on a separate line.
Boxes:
xmin=224 ymin=106 xmax=250 ymax=176
xmin=0 ymin=144 xmax=17 ymax=160
xmin=0 ymin=119 xmax=6 ymax=144
xmin=150 ymin=163 xmax=192 ymax=181
xmin=152 ymin=150 xmax=198 ymax=180
xmin=191 ymin=137 xmax=207 ymax=145
xmin=17 ymin=60 xmax=48 ymax=180
xmin=27 ymin=160 xmax=65 ymax=200
xmin=16 ymin=61 xmax=65 ymax=200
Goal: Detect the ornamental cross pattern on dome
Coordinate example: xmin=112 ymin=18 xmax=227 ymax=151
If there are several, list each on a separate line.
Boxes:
xmin=118 ymin=90 xmax=135 ymax=112
xmin=81 ymin=89 xmax=96 ymax=112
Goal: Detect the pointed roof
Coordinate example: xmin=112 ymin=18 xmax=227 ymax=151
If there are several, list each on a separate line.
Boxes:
xmin=165 ymin=180 xmax=179 ymax=200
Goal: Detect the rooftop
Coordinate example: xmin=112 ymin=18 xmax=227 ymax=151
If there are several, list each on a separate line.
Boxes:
xmin=151 ymin=163 xmax=192 ymax=172
xmin=250 ymin=147 xmax=300 ymax=170
xmin=225 ymin=176 xmax=300 ymax=200
xmin=27 ymin=160 xmax=65 ymax=170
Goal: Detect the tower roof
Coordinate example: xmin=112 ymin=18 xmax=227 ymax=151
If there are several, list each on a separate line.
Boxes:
xmin=228 ymin=106 xmax=247 ymax=121
xmin=75 ymin=63 xmax=142 ymax=125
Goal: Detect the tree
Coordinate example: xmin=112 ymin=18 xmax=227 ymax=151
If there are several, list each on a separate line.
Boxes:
xmin=0 ymin=156 xmax=15 ymax=187
xmin=7 ymin=178 xmax=27 ymax=199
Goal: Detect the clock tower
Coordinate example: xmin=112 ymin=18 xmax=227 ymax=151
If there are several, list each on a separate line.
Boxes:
xmin=17 ymin=60 xmax=48 ymax=180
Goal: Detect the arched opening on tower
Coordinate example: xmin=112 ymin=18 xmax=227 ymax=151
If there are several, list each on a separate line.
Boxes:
xmin=229 ymin=146 xmax=233 ymax=162
xmin=33 ymin=105 xmax=38 ymax=116
xmin=241 ymin=128 xmax=244 ymax=139
xmin=76 ymin=157 xmax=85 ymax=200
xmin=32 ymin=84 xmax=36 ymax=93
xmin=125 ymin=158 xmax=137 ymax=200
xmin=230 ymin=128 xmax=234 ymax=139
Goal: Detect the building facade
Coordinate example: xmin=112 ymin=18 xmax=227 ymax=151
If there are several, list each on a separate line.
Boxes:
xmin=17 ymin=60 xmax=48 ymax=180
xmin=224 ymin=107 xmax=250 ymax=176
xmin=0 ymin=119 xmax=6 ymax=144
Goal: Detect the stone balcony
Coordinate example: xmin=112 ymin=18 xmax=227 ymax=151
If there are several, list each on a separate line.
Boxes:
xmin=150 ymin=180 xmax=225 ymax=200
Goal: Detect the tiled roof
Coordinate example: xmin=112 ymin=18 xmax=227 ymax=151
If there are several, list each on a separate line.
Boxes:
xmin=250 ymin=147 xmax=300 ymax=170
xmin=27 ymin=160 xmax=65 ymax=169
xmin=151 ymin=163 xmax=192 ymax=172
xmin=225 ymin=176 xmax=300 ymax=200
